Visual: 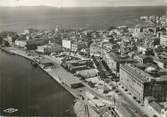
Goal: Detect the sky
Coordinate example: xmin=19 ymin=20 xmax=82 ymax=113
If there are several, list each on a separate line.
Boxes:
xmin=0 ymin=0 xmax=166 ymax=7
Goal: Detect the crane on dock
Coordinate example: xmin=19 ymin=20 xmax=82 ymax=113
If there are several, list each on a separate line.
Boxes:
xmin=61 ymin=50 xmax=72 ymax=67
xmin=84 ymin=104 xmax=90 ymax=117
xmin=74 ymin=97 xmax=91 ymax=117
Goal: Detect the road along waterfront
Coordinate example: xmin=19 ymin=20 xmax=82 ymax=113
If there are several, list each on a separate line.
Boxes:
xmin=0 ymin=47 xmax=101 ymax=117
xmin=1 ymin=46 xmax=106 ymax=116
xmin=0 ymin=48 xmax=76 ymax=116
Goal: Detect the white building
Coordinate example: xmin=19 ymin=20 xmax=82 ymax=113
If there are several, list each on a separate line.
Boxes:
xmin=36 ymin=45 xmax=52 ymax=54
xmin=137 ymin=46 xmax=147 ymax=55
xmin=160 ymin=34 xmax=167 ymax=47
xmin=36 ymin=45 xmax=48 ymax=53
xmin=24 ymin=29 xmax=30 ymax=34
xmin=62 ymin=39 xmax=71 ymax=49
xmin=15 ymin=40 xmax=27 ymax=48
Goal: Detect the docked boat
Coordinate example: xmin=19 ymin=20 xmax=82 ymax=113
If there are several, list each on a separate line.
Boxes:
xmin=31 ymin=61 xmax=38 ymax=67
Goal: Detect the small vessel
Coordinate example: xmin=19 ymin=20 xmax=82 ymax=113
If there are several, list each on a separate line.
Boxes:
xmin=31 ymin=61 xmax=38 ymax=67
xmin=3 ymin=108 xmax=18 ymax=113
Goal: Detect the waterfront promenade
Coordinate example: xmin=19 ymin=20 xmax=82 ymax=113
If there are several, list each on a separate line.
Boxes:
xmin=0 ymin=47 xmax=76 ymax=116
xmin=1 ymin=46 xmax=101 ymax=117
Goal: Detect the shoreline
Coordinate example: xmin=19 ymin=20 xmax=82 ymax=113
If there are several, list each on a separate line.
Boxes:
xmin=0 ymin=47 xmax=79 ymax=117
xmin=0 ymin=46 xmax=101 ymax=117
xmin=0 ymin=46 xmax=77 ymax=98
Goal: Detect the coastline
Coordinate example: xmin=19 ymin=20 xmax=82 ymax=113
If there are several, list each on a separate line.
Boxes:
xmin=0 ymin=6 xmax=164 ymax=33
xmin=0 ymin=46 xmax=100 ymax=117
xmin=0 ymin=46 xmax=77 ymax=98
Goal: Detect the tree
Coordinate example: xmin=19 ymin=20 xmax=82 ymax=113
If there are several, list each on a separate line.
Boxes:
xmin=109 ymin=37 xmax=115 ymax=43
xmin=88 ymin=81 xmax=95 ymax=88
xmin=4 ymin=41 xmax=10 ymax=47
xmin=153 ymin=115 xmax=158 ymax=117
xmin=145 ymin=48 xmax=154 ymax=56
xmin=26 ymin=44 xmax=37 ymax=50
xmin=0 ymin=36 xmax=3 ymax=44
xmin=108 ymin=26 xmax=116 ymax=31
xmin=12 ymin=34 xmax=19 ymax=43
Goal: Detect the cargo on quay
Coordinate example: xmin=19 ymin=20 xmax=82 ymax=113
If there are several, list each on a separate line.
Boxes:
xmin=1 ymin=46 xmax=100 ymax=117
xmin=0 ymin=47 xmax=76 ymax=116
xmin=1 ymin=47 xmax=80 ymax=97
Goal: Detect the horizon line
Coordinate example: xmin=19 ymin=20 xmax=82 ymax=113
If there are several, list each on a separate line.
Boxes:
xmin=0 ymin=5 xmax=166 ymax=8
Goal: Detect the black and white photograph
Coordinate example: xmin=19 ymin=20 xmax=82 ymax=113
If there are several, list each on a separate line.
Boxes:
xmin=0 ymin=0 xmax=167 ymax=117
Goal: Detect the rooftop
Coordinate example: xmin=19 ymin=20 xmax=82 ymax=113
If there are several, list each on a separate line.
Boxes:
xmin=55 ymin=67 xmax=82 ymax=86
xmin=122 ymin=63 xmax=167 ymax=83
xmin=155 ymin=75 xmax=167 ymax=82
xmin=121 ymin=64 xmax=152 ymax=83
xmin=39 ymin=58 xmax=53 ymax=64
xmin=107 ymin=51 xmax=134 ymax=63
xmin=149 ymin=101 xmax=164 ymax=114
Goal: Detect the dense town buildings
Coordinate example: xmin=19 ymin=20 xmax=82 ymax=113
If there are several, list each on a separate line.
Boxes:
xmin=102 ymin=49 xmax=134 ymax=76
xmin=1 ymin=14 xmax=167 ymax=117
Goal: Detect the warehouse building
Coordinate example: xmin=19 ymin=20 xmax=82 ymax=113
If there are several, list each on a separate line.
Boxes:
xmin=75 ymin=69 xmax=98 ymax=79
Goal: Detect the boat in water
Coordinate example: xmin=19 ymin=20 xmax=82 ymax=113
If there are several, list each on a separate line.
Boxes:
xmin=31 ymin=61 xmax=38 ymax=67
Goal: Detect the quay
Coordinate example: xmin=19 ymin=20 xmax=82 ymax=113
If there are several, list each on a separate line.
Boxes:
xmin=1 ymin=47 xmax=101 ymax=117
xmin=0 ymin=47 xmax=83 ymax=98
